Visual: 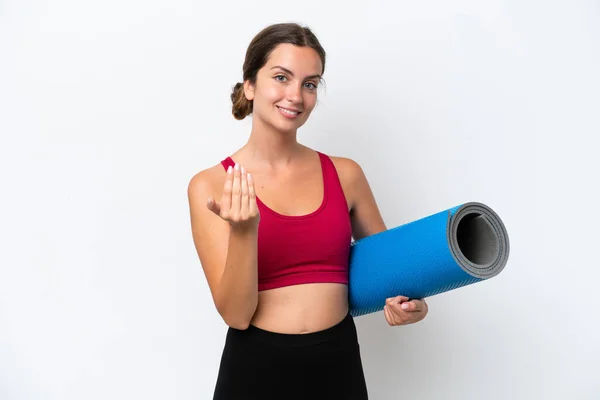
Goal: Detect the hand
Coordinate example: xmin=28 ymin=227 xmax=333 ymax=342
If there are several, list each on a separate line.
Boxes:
xmin=383 ymin=296 xmax=428 ymax=327
xmin=207 ymin=163 xmax=260 ymax=231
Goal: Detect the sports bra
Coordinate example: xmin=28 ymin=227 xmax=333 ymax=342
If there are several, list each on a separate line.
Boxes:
xmin=220 ymin=151 xmax=352 ymax=291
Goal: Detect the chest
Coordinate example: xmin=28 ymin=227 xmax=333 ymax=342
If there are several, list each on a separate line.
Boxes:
xmin=251 ymin=167 xmax=325 ymax=217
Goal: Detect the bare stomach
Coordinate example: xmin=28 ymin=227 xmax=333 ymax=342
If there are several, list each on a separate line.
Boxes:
xmin=249 ymin=283 xmax=349 ymax=334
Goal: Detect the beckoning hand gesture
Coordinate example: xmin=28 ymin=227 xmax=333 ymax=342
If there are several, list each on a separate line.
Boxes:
xmin=207 ymin=163 xmax=260 ymax=231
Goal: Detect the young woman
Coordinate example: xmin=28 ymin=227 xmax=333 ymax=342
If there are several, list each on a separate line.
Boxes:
xmin=187 ymin=22 xmax=428 ymax=400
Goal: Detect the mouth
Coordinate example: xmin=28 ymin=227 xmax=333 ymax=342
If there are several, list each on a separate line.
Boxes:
xmin=277 ymin=106 xmax=302 ymax=119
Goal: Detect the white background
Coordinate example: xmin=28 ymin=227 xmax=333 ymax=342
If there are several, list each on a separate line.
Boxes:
xmin=1 ymin=0 xmax=599 ymax=399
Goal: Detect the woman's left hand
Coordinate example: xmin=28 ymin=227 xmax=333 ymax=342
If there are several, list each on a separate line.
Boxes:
xmin=383 ymin=296 xmax=428 ymax=326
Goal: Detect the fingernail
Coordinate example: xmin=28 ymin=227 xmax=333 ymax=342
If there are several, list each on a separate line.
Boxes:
xmin=234 ymin=163 xmax=240 ymax=171
xmin=227 ymin=166 xmax=232 ymax=174
xmin=241 ymin=166 xmax=245 ymax=174
xmin=401 ymin=303 xmax=409 ymax=310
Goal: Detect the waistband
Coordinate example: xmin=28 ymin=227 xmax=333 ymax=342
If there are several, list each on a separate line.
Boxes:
xmin=229 ymin=313 xmax=357 ymax=348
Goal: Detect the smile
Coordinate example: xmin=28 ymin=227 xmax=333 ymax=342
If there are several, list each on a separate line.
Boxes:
xmin=277 ymin=106 xmax=302 ymax=119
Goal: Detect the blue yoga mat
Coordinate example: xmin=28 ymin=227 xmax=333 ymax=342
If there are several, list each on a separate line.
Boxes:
xmin=348 ymin=202 xmax=510 ymax=317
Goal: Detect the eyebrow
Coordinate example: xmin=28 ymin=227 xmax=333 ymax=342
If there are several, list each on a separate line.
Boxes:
xmin=270 ymin=65 xmax=322 ymax=80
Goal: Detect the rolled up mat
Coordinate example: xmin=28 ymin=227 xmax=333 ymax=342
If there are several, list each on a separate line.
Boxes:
xmin=348 ymin=202 xmax=509 ymax=317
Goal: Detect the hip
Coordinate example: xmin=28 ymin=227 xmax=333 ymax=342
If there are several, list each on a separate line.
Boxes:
xmin=213 ymin=312 xmax=368 ymax=399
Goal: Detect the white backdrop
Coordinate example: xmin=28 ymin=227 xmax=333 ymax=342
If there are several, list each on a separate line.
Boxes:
xmin=1 ymin=0 xmax=599 ymax=399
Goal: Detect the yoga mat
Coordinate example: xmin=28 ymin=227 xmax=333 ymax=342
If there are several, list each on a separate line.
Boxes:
xmin=348 ymin=202 xmax=509 ymax=317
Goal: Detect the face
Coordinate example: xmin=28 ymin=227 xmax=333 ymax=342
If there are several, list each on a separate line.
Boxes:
xmin=243 ymin=43 xmax=323 ymax=133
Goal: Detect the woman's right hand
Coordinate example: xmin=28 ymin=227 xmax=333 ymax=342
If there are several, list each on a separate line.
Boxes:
xmin=207 ymin=163 xmax=260 ymax=231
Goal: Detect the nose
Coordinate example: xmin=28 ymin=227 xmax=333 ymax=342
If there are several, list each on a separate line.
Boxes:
xmin=286 ymin=83 xmax=303 ymax=105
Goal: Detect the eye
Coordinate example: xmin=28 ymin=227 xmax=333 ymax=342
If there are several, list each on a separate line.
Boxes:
xmin=304 ymin=82 xmax=318 ymax=90
xmin=274 ymin=75 xmax=287 ymax=82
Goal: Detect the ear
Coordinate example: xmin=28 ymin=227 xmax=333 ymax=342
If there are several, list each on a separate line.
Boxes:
xmin=243 ymin=80 xmax=255 ymax=101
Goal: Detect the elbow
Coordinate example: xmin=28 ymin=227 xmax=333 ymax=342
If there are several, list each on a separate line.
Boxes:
xmin=216 ymin=296 xmax=258 ymax=331
xmin=226 ymin=319 xmax=251 ymax=331
xmin=221 ymin=310 xmax=254 ymax=331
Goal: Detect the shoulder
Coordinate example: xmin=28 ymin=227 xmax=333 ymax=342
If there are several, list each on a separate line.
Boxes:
xmin=323 ymin=153 xmax=371 ymax=210
xmin=187 ymin=162 xmax=227 ymax=201
xmin=325 ymin=154 xmax=367 ymax=185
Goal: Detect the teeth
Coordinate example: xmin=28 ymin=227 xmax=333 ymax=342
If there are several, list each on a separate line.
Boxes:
xmin=279 ymin=107 xmax=299 ymax=116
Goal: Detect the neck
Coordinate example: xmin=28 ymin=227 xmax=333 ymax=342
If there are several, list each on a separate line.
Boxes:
xmin=241 ymin=117 xmax=303 ymax=168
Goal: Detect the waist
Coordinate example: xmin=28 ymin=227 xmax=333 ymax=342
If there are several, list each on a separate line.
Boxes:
xmin=232 ymin=312 xmax=357 ymax=349
xmin=250 ymin=283 xmax=349 ymax=334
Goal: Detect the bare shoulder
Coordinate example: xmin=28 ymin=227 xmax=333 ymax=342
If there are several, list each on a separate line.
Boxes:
xmin=327 ymin=153 xmax=386 ymax=238
xmin=187 ymin=162 xmax=226 ymax=201
xmin=328 ymin=155 xmax=366 ymax=185
xmin=326 ymin=155 xmax=369 ymax=211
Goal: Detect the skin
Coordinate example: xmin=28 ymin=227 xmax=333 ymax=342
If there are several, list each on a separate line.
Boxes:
xmin=188 ymin=43 xmax=428 ymax=334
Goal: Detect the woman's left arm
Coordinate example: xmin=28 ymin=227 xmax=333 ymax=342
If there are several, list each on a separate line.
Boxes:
xmin=332 ymin=156 xmax=428 ymax=327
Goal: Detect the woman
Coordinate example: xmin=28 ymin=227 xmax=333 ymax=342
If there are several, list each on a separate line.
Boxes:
xmin=187 ymin=22 xmax=428 ymax=400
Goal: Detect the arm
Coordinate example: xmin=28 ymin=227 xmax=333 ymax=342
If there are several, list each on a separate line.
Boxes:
xmin=334 ymin=157 xmax=428 ymax=326
xmin=330 ymin=156 xmax=386 ymax=239
xmin=187 ymin=164 xmax=259 ymax=330
xmin=344 ymin=160 xmax=387 ymax=241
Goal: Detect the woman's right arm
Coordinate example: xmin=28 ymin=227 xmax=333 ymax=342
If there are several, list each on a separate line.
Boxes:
xmin=187 ymin=163 xmax=260 ymax=330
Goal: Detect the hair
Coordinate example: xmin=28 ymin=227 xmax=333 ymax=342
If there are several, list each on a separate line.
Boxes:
xmin=230 ymin=23 xmax=327 ymax=120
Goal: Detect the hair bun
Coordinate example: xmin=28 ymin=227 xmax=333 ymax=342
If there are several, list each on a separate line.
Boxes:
xmin=230 ymin=82 xmax=243 ymax=103
xmin=231 ymin=82 xmax=252 ymax=120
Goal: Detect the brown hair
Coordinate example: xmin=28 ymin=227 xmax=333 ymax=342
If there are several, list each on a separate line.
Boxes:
xmin=230 ymin=23 xmax=327 ymax=120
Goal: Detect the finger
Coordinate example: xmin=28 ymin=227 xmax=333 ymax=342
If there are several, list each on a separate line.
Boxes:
xmin=383 ymin=305 xmax=392 ymax=325
xmin=386 ymin=295 xmax=409 ymax=306
xmin=240 ymin=166 xmax=249 ymax=217
xmin=399 ymin=300 xmax=422 ymax=312
xmin=231 ymin=163 xmax=241 ymax=218
xmin=247 ymin=172 xmax=258 ymax=216
xmin=206 ymin=197 xmax=221 ymax=216
xmin=388 ymin=304 xmax=403 ymax=325
xmin=384 ymin=305 xmax=394 ymax=326
xmin=388 ymin=302 xmax=408 ymax=320
xmin=221 ymin=165 xmax=233 ymax=215
xmin=413 ymin=299 xmax=426 ymax=311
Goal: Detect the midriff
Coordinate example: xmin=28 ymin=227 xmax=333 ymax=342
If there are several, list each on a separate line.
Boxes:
xmin=249 ymin=283 xmax=349 ymax=334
